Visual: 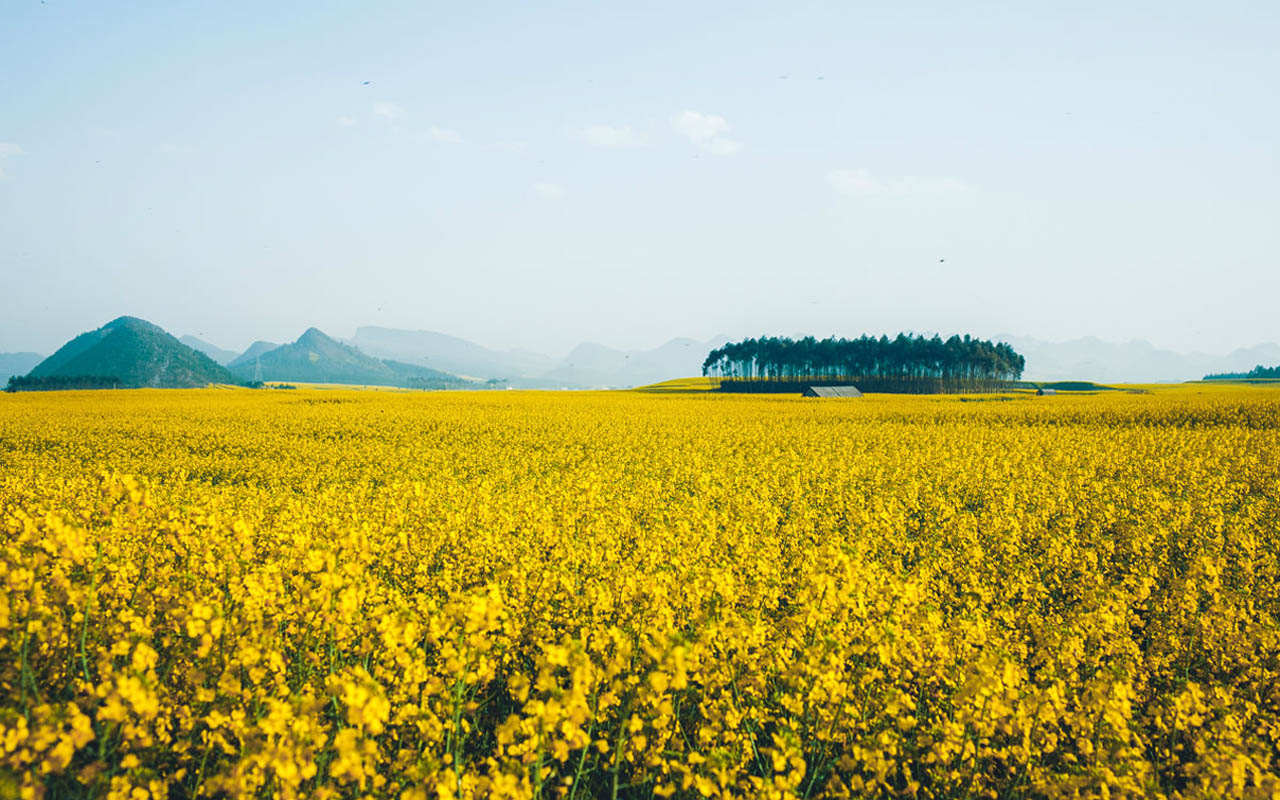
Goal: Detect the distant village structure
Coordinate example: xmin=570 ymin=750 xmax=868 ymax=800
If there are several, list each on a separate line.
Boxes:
xmin=802 ymin=385 xmax=863 ymax=398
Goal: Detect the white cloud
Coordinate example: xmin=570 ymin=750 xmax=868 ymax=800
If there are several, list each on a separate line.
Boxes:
xmin=336 ymin=115 xmax=357 ymax=127
xmin=580 ymin=124 xmax=646 ymax=148
xmin=373 ymin=102 xmax=405 ymax=121
xmin=896 ymin=175 xmax=969 ymax=194
xmin=825 ymin=168 xmax=880 ymax=195
xmin=701 ymin=137 xmax=744 ymax=156
xmin=671 ymin=111 xmax=742 ymax=155
xmin=672 ymin=111 xmax=729 ymax=142
xmin=533 ymin=182 xmax=566 ymax=200
xmin=428 ymin=126 xmax=464 ymax=144
xmin=826 ymin=168 xmax=970 ymax=197
xmin=0 ymin=141 xmax=22 ymax=177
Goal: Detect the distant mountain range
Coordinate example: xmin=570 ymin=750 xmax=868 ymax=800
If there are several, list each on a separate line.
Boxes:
xmin=179 ymin=335 xmax=238 ymax=365
xmin=350 ymin=326 xmax=730 ymax=388
xmin=6 ymin=319 xmax=482 ymax=391
xmin=539 ymin=337 xmax=732 ymax=388
xmin=352 ymin=327 xmax=1280 ymax=386
xmin=8 ymin=322 xmax=1280 ymax=390
xmin=999 ymin=335 xmax=1280 ymax=383
xmin=227 ymin=328 xmax=475 ymax=389
xmin=0 ymin=352 xmax=43 ymax=382
xmin=349 ymin=327 xmax=557 ymax=384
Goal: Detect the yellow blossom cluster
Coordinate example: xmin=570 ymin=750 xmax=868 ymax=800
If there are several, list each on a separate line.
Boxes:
xmin=2 ymin=385 xmax=1279 ymax=799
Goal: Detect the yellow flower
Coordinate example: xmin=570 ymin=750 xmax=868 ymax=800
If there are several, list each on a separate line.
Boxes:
xmin=3 ymin=384 xmax=1279 ymax=798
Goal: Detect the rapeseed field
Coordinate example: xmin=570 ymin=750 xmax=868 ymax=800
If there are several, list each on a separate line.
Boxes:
xmin=2 ymin=386 xmax=1278 ymax=799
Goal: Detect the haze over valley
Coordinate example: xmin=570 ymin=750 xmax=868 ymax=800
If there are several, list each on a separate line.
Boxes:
xmin=6 ymin=317 xmax=1280 ymax=388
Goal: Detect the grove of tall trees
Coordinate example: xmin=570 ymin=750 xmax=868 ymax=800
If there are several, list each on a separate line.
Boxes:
xmin=703 ymin=333 xmax=1026 ymax=393
xmin=1205 ymin=364 xmax=1280 ymax=380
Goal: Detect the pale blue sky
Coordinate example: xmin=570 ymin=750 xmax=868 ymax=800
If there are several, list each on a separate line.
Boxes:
xmin=2 ymin=1 xmax=1276 ymax=356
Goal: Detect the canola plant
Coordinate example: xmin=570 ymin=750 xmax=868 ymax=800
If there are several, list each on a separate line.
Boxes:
xmin=2 ymin=386 xmax=1278 ymax=799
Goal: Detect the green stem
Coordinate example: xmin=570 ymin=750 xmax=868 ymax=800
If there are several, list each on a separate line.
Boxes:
xmin=568 ymin=695 xmax=599 ymax=800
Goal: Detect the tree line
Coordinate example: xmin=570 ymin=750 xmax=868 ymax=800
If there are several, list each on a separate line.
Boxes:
xmin=5 ymin=375 xmax=124 ymax=392
xmin=703 ymin=334 xmax=1026 ymax=393
xmin=1204 ymin=364 xmax=1280 ymax=381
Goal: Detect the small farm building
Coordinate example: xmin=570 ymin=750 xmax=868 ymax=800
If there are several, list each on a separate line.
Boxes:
xmin=802 ymin=385 xmax=863 ymax=398
xmin=1036 ymin=388 xmax=1058 ymax=396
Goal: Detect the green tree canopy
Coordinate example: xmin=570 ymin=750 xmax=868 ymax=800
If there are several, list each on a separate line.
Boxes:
xmin=703 ymin=333 xmax=1025 ymax=393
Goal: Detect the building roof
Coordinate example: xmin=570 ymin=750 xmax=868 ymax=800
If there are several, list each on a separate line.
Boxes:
xmin=802 ymin=385 xmax=863 ymax=398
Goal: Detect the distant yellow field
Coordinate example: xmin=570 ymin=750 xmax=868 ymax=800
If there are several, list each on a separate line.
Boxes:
xmin=632 ymin=376 xmax=722 ymax=392
xmin=3 ymin=385 xmax=1279 ymax=799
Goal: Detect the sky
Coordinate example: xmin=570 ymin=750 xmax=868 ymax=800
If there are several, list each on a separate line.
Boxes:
xmin=1 ymin=0 xmax=1277 ymax=358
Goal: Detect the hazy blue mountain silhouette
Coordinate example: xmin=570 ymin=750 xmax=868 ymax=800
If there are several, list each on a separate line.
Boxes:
xmin=540 ymin=336 xmax=731 ymax=388
xmin=179 ymin=335 xmax=238 ymax=365
xmin=999 ymin=334 xmax=1280 ymax=382
xmin=0 ymin=352 xmax=44 ymax=382
xmin=351 ymin=326 xmax=557 ymax=380
xmin=353 ymin=326 xmax=730 ymax=388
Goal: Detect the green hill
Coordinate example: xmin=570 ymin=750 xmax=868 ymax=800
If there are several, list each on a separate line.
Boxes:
xmin=228 ymin=340 xmax=282 ymax=370
xmin=25 ymin=316 xmax=238 ymax=388
xmin=227 ymin=328 xmax=474 ymax=389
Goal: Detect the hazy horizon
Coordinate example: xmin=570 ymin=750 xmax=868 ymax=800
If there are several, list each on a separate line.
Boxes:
xmin=8 ymin=313 xmax=1280 ymax=365
xmin=3 ymin=2 xmax=1276 ymax=358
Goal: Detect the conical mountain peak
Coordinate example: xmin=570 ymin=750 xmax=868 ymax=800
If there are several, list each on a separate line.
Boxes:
xmin=297 ymin=327 xmax=335 ymax=346
xmin=24 ymin=317 xmax=235 ymax=388
xmin=103 ymin=316 xmax=165 ymax=334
